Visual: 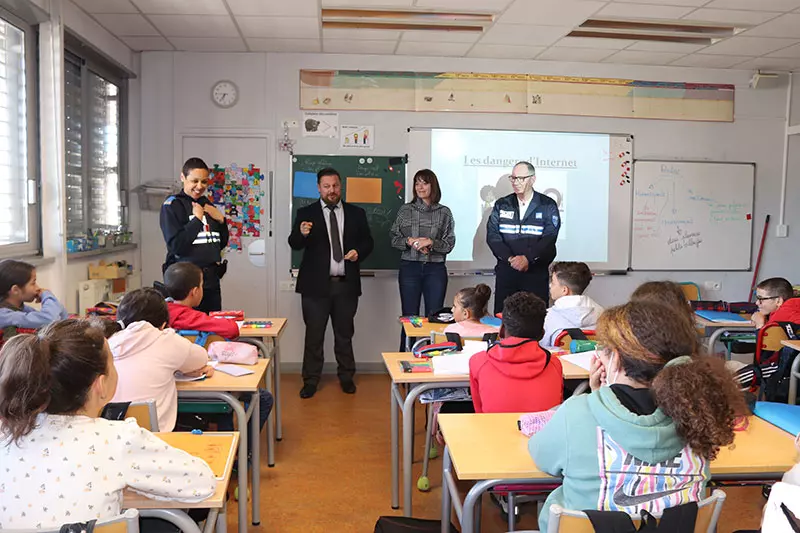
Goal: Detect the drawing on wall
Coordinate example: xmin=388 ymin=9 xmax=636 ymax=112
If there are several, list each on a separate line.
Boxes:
xmin=302 ymin=111 xmax=339 ymax=137
xmin=207 ymin=163 xmax=265 ymax=252
xmin=341 ymin=125 xmax=374 ymax=149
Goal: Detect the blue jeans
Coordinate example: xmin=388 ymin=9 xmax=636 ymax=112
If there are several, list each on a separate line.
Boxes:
xmin=399 ymin=260 xmax=448 ymax=350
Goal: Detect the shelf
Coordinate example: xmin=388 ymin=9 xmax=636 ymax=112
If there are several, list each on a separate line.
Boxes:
xmin=67 ymin=243 xmax=138 ymax=261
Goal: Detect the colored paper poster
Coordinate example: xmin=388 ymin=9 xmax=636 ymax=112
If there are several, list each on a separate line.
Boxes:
xmin=302 ymin=111 xmax=339 ymax=137
xmin=207 ymin=163 xmax=265 ymax=252
xmin=346 ymin=177 xmax=382 ymax=204
xmin=293 ymin=171 xmax=319 ymax=199
xmin=340 ymin=125 xmax=374 ymax=150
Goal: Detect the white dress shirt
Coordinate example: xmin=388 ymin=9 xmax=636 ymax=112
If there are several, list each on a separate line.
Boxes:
xmin=321 ymin=199 xmax=346 ymax=276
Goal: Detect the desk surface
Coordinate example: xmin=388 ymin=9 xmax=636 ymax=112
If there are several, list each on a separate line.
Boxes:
xmin=695 ymin=314 xmax=753 ymax=329
xmin=123 ymin=432 xmax=238 ymax=509
xmin=237 ymin=317 xmax=287 ymax=338
xmin=382 ymin=352 xmax=589 ymax=384
xmin=401 ymin=320 xmax=447 ymax=339
xmin=177 ymin=358 xmax=270 ymax=392
xmin=782 ymin=340 xmax=800 ymax=351
xmin=438 ymin=413 xmax=797 ymax=481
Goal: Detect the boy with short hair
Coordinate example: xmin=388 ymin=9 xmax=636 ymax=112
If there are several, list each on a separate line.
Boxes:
xmin=469 ymin=292 xmax=563 ymax=413
xmin=541 ymin=261 xmax=604 ymax=346
xmin=752 ymin=277 xmax=800 ymax=329
xmin=164 ymin=262 xmax=239 ymax=339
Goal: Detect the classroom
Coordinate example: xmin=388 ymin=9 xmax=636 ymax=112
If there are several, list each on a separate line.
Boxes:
xmin=1 ymin=0 xmax=800 ymax=531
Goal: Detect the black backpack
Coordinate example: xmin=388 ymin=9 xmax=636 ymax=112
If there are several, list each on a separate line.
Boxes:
xmin=584 ymin=502 xmax=698 ymax=532
xmin=374 ymin=517 xmax=459 ymax=533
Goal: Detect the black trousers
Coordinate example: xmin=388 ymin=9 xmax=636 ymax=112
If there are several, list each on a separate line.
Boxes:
xmin=301 ymin=280 xmax=359 ymax=386
xmin=197 ymin=266 xmax=222 ymax=313
xmin=493 ymin=262 xmax=550 ymax=315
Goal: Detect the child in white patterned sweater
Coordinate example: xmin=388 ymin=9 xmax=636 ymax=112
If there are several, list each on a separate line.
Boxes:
xmin=0 ymin=319 xmax=215 ymax=529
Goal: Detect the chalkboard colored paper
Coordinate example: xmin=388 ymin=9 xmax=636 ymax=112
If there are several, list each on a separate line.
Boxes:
xmin=293 ymin=171 xmax=319 ymax=199
xmin=291 ymin=155 xmax=406 ymax=270
xmin=631 ymin=161 xmax=754 ymax=271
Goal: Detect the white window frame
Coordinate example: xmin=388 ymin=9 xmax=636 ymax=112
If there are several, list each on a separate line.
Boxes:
xmin=0 ymin=7 xmax=39 ymax=258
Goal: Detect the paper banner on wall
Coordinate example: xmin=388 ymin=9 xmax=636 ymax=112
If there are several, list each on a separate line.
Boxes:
xmin=346 ymin=177 xmax=382 ymax=204
xmin=207 ymin=163 xmax=265 ymax=252
xmin=340 ymin=125 xmax=374 ymax=149
xmin=302 ymin=111 xmax=339 ymax=137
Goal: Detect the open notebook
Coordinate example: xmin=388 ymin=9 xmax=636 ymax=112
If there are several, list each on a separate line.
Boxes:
xmin=431 ymin=340 xmax=488 ymax=375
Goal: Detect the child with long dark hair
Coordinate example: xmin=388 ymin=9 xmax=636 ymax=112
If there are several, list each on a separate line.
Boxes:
xmin=0 ymin=259 xmax=68 ymax=330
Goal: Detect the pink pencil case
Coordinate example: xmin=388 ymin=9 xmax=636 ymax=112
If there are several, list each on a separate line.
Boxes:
xmin=517 ymin=410 xmax=557 ymax=437
xmin=207 ymin=341 xmax=258 ymax=365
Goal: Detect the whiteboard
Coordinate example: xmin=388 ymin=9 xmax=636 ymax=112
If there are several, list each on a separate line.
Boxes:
xmin=630 ymin=161 xmax=754 ymax=271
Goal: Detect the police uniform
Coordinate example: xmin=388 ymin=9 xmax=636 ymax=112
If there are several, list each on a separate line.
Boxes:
xmin=486 ymin=191 xmax=561 ymax=314
xmin=160 ymin=191 xmax=229 ymax=313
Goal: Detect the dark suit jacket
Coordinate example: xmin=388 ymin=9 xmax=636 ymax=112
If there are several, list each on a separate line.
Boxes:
xmin=288 ymin=201 xmax=374 ymax=297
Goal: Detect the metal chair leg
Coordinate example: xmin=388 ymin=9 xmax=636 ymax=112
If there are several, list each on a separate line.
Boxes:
xmin=508 ymin=493 xmax=516 ymax=531
xmin=418 ymin=403 xmax=435 ymax=491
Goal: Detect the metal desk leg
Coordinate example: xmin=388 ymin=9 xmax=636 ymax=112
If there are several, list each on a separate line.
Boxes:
xmin=441 ymin=445 xmax=453 ymax=533
xmin=461 ymin=480 xmax=501 ymax=533
xmin=265 ymin=360 xmax=275 ymax=468
xmin=139 ymin=509 xmax=203 ymax=533
xmin=391 ymin=382 xmax=400 ymax=510
xmin=250 ymin=390 xmax=261 ymax=525
xmin=203 ymin=509 xmax=218 ymax=533
xmin=272 ymin=337 xmax=283 ymax=441
xmin=707 ymin=326 xmax=754 ymax=356
xmin=179 ymin=391 xmax=248 ymax=533
xmin=216 ymin=508 xmax=227 ymax=533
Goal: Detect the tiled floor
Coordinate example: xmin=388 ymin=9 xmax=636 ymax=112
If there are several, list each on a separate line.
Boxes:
xmin=226 ymin=373 xmax=765 ymax=532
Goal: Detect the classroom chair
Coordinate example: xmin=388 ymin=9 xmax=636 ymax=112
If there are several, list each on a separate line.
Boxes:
xmin=510 ymin=489 xmax=725 ymax=533
xmin=553 ymin=329 xmax=597 ymax=350
xmin=679 ymin=282 xmax=702 ymax=302
xmin=175 ymin=330 xmax=236 ymax=425
xmin=126 ymin=399 xmax=159 ymax=432
xmin=4 ymin=508 xmax=140 ymax=533
xmin=410 ymin=333 xmax=493 ymax=492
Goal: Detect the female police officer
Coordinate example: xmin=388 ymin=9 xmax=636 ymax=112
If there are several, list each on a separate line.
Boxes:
xmin=159 ymin=157 xmax=228 ymax=312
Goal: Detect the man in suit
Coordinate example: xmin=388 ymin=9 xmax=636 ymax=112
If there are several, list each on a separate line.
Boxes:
xmin=288 ymin=167 xmax=374 ymax=399
xmin=486 ymin=161 xmax=561 ymax=314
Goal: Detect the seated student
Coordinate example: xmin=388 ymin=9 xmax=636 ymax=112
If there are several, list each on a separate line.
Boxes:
xmin=164 ymin=261 xmax=239 ymax=338
xmin=0 ymin=259 xmax=68 ymax=331
xmin=530 ymin=300 xmax=745 ymax=532
xmin=0 ymin=319 xmax=215 ymax=528
xmin=752 ymin=277 xmax=800 ymax=329
xmin=469 ymin=292 xmax=563 ymax=413
xmin=106 ymin=288 xmax=212 ymax=432
xmin=631 ymin=281 xmax=699 ymax=344
xmin=541 ymin=262 xmax=603 ymax=347
xmin=443 ymin=283 xmax=498 ymax=338
xmin=163 ymin=261 xmax=273 ymax=441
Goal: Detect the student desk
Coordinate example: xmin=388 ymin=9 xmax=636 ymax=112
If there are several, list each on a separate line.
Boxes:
xmin=438 ymin=413 xmax=797 ymax=533
xmin=237 ymin=317 xmax=287 ymax=443
xmin=400 ymin=320 xmax=447 ymax=351
xmin=781 ymin=339 xmax=800 ymax=404
xmin=695 ymin=314 xmax=755 ymax=354
xmin=177 ymin=358 xmax=270 ymax=531
xmin=123 ymin=431 xmax=238 ymax=533
xmin=382 ymin=352 xmax=589 ymax=517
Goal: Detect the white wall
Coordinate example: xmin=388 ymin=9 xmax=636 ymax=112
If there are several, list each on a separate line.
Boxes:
xmin=138 ymin=50 xmax=799 ymax=370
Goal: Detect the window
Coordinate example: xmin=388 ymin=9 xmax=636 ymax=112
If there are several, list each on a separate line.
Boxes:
xmin=64 ymin=49 xmax=124 ymax=239
xmin=0 ymin=11 xmax=36 ymax=254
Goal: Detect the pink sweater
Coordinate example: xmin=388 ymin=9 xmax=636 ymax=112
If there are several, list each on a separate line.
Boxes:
xmin=444 ymin=320 xmax=499 ymax=338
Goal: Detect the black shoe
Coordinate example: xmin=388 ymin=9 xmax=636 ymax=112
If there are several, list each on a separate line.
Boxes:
xmin=340 ymin=379 xmax=356 ymax=394
xmin=300 ymin=383 xmax=317 ymax=399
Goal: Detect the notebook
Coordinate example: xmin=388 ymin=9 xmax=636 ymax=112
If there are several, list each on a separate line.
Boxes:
xmin=560 ymin=350 xmax=596 ymax=372
xmin=215 ymin=364 xmax=255 ymax=377
xmin=754 ymin=401 xmax=800 ymax=436
xmin=695 ymin=310 xmax=750 ymax=323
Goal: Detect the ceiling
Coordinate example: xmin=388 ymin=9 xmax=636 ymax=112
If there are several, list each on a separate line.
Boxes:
xmin=72 ymin=0 xmax=800 ymax=71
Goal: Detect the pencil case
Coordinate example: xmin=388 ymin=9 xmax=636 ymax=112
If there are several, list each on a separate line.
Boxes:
xmin=400 ymin=360 xmax=432 ymax=373
xmin=412 ymin=341 xmax=458 ymax=358
xmin=517 ymin=410 xmax=557 ymax=437
xmin=210 ymin=310 xmax=245 ymax=320
xmin=208 ymin=341 xmax=257 ymax=365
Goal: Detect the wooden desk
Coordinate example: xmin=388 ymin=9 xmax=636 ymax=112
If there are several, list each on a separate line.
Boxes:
xmin=177 ymin=358 xmax=269 ymax=532
xmin=695 ymin=314 xmax=755 ymax=354
xmin=401 ymin=320 xmax=447 ymax=351
xmin=237 ymin=318 xmax=287 ymax=443
xmin=123 ymin=432 xmax=238 ymax=533
xmin=438 ymin=413 xmax=797 ymax=533
xmin=782 ymin=339 xmax=800 ymax=405
xmin=382 ymin=352 xmax=589 ymax=517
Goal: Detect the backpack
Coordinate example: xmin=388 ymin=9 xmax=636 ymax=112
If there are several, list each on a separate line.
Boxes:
xmin=733 ymin=322 xmax=799 ymax=402
xmin=584 ymin=502 xmax=698 ymax=532
xmin=373 ymin=517 xmax=459 ymax=533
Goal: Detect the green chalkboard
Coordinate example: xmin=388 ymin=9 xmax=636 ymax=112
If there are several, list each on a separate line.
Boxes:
xmin=290 ymin=154 xmax=406 ymax=270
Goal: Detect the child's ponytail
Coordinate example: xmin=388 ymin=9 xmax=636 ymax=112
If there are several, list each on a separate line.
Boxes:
xmin=0 ymin=334 xmax=53 ymax=443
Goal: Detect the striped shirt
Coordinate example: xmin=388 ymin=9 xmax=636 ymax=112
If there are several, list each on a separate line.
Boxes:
xmin=390 ymin=199 xmax=455 ymax=262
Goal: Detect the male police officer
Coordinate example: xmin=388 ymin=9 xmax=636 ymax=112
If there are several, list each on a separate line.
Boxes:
xmin=486 ymin=161 xmax=561 ymax=314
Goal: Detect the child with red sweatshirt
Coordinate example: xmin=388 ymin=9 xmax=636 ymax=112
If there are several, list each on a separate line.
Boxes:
xmin=164 ymin=262 xmax=239 ymax=338
xmin=469 ymin=291 xmax=563 ymax=413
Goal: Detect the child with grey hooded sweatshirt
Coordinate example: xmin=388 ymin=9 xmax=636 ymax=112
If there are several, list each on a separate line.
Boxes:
xmin=541 ymin=261 xmax=603 ymax=346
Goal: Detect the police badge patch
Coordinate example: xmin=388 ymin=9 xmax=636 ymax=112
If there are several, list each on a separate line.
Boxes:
xmin=552 ymin=214 xmax=559 ymax=227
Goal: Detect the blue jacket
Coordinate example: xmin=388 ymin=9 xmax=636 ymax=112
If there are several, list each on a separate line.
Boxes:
xmin=0 ymin=291 xmax=69 ymax=330
xmin=486 ymin=192 xmax=560 ymax=268
xmin=159 ymin=191 xmax=229 ymax=271
xmin=529 ymin=386 xmax=709 ymax=531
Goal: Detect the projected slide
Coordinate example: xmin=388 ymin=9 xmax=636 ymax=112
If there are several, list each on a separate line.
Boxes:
xmin=430 ymin=129 xmax=612 ymax=267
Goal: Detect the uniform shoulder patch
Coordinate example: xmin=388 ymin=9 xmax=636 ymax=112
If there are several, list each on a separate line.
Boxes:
xmin=163 ymin=196 xmax=175 ymax=206
xmin=552 ymin=214 xmax=560 ymax=227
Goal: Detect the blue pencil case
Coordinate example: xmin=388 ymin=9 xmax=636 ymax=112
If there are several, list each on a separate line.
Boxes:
xmin=754 ymin=401 xmax=800 ymax=436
